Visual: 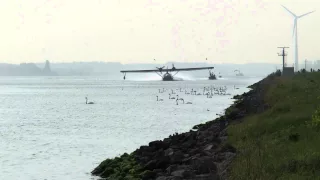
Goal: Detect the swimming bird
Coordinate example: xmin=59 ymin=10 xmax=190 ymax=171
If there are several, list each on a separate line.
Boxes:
xmin=85 ymin=97 xmax=94 ymax=104
xmin=206 ymin=92 xmax=212 ymax=98
xmin=176 ymin=95 xmax=184 ymax=104
xmin=169 ymin=94 xmax=176 ymax=99
xmin=156 ymin=96 xmax=163 ymax=101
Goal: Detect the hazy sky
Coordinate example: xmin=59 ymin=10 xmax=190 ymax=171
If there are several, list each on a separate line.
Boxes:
xmin=0 ymin=0 xmax=319 ymax=64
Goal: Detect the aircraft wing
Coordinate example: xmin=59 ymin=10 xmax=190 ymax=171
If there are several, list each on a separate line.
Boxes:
xmin=172 ymin=67 xmax=214 ymax=71
xmin=120 ymin=69 xmax=159 ymax=73
xmin=120 ymin=66 xmax=214 ymax=73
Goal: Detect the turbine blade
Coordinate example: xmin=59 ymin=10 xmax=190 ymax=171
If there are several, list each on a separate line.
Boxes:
xmin=281 ymin=5 xmax=297 ymax=17
xmin=298 ymin=10 xmax=315 ymax=18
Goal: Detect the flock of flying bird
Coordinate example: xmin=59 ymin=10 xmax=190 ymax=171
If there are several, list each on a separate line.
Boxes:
xmin=156 ymin=85 xmax=238 ymax=105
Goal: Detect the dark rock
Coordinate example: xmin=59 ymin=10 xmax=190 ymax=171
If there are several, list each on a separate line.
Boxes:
xmin=137 ymin=156 xmax=150 ymax=164
xmin=171 ymin=169 xmax=195 ymax=178
xmin=141 ymin=170 xmax=157 ymax=180
xmin=204 ymin=144 xmax=214 ymax=151
xmin=165 ymin=148 xmax=174 ymax=156
xmin=170 ymin=151 xmax=185 ymax=164
xmin=181 ymin=156 xmax=193 ymax=163
xmin=166 ymin=176 xmax=183 ymax=180
xmin=200 ymin=150 xmax=213 ymax=157
xmin=139 ymin=145 xmax=156 ymax=152
xmin=149 ymin=140 xmax=170 ymax=149
xmin=100 ymin=167 xmax=114 ymax=177
xmin=194 ymin=173 xmax=220 ymax=180
xmin=144 ymin=159 xmax=158 ymax=170
xmin=166 ymin=164 xmax=178 ymax=174
xmin=219 ymin=136 xmax=228 ymax=142
xmin=155 ymin=156 xmax=170 ymax=169
xmin=190 ymin=148 xmax=201 ymax=155
xmin=192 ymin=156 xmax=218 ymax=174
xmin=153 ymin=169 xmax=164 ymax=174
xmin=218 ymin=143 xmax=236 ymax=153
xmin=156 ymin=176 xmax=167 ymax=180
xmin=154 ymin=149 xmax=165 ymax=159
xmin=170 ymin=145 xmax=180 ymax=150
xmin=142 ymin=151 xmax=156 ymax=157
xmin=181 ymin=139 xmax=196 ymax=149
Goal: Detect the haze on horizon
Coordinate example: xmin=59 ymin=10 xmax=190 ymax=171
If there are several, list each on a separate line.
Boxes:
xmin=0 ymin=0 xmax=319 ymax=65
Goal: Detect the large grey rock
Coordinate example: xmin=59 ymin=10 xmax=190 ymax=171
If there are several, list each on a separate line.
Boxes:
xmin=194 ymin=173 xmax=220 ymax=180
xmin=192 ymin=156 xmax=217 ymax=174
xmin=171 ymin=169 xmax=195 ymax=178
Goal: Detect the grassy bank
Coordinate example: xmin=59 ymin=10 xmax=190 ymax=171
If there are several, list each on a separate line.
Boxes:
xmin=228 ymin=71 xmax=320 ymax=179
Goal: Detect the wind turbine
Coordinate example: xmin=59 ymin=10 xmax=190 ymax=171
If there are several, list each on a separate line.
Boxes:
xmin=282 ymin=5 xmax=315 ymax=71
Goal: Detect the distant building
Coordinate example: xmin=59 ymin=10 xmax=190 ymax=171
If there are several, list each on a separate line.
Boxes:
xmin=282 ymin=67 xmax=294 ymax=77
xmin=43 ymin=60 xmax=51 ymax=73
xmin=42 ymin=60 xmax=57 ymax=76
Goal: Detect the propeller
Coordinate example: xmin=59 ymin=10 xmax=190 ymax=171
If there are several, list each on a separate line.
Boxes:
xmin=156 ymin=66 xmax=165 ymax=74
xmin=156 ymin=66 xmax=165 ymax=69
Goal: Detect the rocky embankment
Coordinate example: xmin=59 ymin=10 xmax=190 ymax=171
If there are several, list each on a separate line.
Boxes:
xmin=91 ymin=74 xmax=276 ymax=180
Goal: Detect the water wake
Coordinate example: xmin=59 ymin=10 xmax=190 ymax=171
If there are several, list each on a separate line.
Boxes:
xmin=128 ymin=74 xmax=162 ymax=81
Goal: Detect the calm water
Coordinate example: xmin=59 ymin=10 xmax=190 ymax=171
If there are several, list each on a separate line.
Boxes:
xmin=0 ymin=76 xmax=261 ymax=180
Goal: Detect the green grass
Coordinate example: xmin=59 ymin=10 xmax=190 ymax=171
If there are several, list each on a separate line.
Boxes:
xmin=228 ymin=72 xmax=320 ymax=180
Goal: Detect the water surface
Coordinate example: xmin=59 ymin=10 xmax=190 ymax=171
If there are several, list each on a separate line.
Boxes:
xmin=0 ymin=76 xmax=261 ymax=180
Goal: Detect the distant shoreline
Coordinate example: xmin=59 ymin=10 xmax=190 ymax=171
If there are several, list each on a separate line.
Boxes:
xmin=1 ymin=62 xmax=282 ymax=77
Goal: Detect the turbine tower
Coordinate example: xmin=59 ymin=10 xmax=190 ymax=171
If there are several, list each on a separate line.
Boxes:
xmin=282 ymin=5 xmax=315 ymax=72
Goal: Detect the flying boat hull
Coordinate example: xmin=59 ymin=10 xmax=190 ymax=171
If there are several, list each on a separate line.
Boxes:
xmin=208 ymin=74 xmax=217 ymax=80
xmin=163 ymin=73 xmax=176 ymax=81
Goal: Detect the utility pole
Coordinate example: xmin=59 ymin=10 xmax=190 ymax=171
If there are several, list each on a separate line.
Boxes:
xmin=305 ymin=59 xmax=307 ymax=70
xmin=278 ymin=47 xmax=289 ymax=69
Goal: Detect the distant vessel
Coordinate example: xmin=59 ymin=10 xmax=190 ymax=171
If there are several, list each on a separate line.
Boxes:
xmin=234 ymin=70 xmax=244 ymax=76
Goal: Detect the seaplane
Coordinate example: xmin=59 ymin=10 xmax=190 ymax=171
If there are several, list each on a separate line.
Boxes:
xmin=121 ymin=64 xmax=215 ymax=81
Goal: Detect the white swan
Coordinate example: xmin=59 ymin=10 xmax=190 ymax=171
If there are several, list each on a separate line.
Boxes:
xmin=156 ymin=96 xmax=163 ymax=101
xmin=176 ymin=95 xmax=184 ymax=104
xmin=85 ymin=97 xmax=94 ymax=104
